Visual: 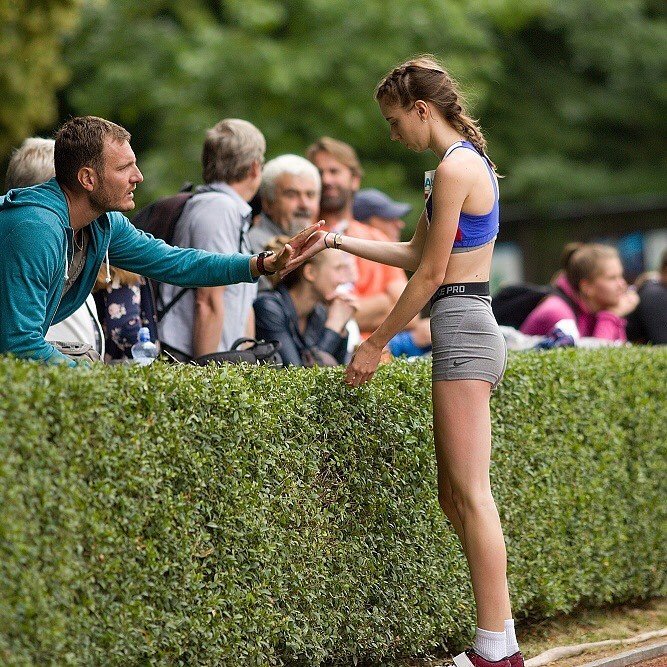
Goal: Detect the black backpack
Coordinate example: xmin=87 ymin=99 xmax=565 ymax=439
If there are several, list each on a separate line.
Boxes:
xmin=132 ymin=183 xmax=195 ymax=321
xmin=491 ymin=283 xmax=576 ymax=329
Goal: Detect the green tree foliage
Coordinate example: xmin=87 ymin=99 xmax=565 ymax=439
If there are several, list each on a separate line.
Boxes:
xmin=60 ymin=0 xmax=497 ymax=207
xmin=0 ymin=0 xmax=82 ymax=159
xmin=482 ymin=0 xmax=667 ymax=203
xmin=9 ymin=0 xmax=666 ymax=208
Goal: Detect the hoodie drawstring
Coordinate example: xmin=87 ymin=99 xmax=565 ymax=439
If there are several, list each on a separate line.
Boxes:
xmin=105 ymin=249 xmax=111 ymax=283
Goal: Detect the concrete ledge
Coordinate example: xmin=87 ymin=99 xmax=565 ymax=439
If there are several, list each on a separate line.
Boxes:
xmin=526 ymin=630 xmax=667 ymax=667
xmin=579 ymin=641 xmax=667 ymax=667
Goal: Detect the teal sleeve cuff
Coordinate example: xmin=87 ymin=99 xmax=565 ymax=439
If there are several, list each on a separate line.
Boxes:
xmin=226 ymin=253 xmax=257 ymax=284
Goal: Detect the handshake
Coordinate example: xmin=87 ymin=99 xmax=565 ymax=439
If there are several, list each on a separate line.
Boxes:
xmin=251 ymin=221 xmax=335 ymax=278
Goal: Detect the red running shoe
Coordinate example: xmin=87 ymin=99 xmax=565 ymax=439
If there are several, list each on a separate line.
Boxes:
xmin=506 ymin=652 xmax=524 ymax=667
xmin=453 ymin=649 xmax=512 ymax=667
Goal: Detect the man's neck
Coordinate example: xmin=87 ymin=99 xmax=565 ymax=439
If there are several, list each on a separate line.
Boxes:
xmin=61 ymin=184 xmax=101 ymax=231
xmin=229 ymin=179 xmax=257 ymax=204
xmin=320 ymin=207 xmax=353 ymax=231
xmin=263 ymin=212 xmax=289 ymax=234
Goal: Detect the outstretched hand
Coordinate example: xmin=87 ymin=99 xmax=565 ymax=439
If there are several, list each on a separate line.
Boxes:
xmin=265 ymin=221 xmax=325 ymax=275
xmin=281 ymin=226 xmax=330 ymax=275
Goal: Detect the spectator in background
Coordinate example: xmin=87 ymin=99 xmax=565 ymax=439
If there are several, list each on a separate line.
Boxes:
xmin=5 ymin=137 xmax=57 ymax=190
xmin=248 ymin=154 xmax=321 ymax=253
xmin=93 ymin=267 xmax=158 ymax=362
xmin=158 ymin=119 xmax=265 ymax=360
xmin=353 ymin=187 xmax=432 ymax=356
xmin=353 ymin=188 xmax=411 ymax=242
xmin=248 ymin=154 xmax=321 ymax=291
xmin=306 ymin=137 xmax=407 ymax=336
xmin=0 ymin=116 xmax=309 ymax=366
xmin=254 ymin=236 xmax=358 ymax=366
xmin=4 ymin=137 xmax=104 ymax=358
xmin=626 ymin=248 xmax=667 ymax=345
xmin=520 ymin=243 xmax=639 ymax=341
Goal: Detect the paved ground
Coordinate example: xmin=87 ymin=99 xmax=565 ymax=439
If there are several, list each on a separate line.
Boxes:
xmin=636 ymin=656 xmax=667 ymax=667
xmin=579 ymin=642 xmax=667 ymax=667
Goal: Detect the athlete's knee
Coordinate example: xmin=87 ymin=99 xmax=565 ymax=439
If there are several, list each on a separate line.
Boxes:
xmin=449 ymin=483 xmax=496 ymax=517
xmin=437 ymin=484 xmax=457 ymax=519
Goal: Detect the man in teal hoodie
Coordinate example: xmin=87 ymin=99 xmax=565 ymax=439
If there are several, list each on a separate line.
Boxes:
xmin=0 ymin=116 xmax=315 ymax=365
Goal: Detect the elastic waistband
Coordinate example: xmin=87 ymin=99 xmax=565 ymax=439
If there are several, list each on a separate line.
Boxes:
xmin=430 ymin=281 xmax=490 ymax=307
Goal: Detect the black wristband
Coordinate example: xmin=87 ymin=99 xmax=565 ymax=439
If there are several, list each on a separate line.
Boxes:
xmin=256 ymin=251 xmax=276 ymax=276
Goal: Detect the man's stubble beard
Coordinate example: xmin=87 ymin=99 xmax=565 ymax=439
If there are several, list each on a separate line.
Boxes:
xmin=287 ymin=210 xmax=314 ymax=235
xmin=319 ymin=187 xmax=353 ymax=215
xmin=89 ymin=174 xmax=134 ymax=214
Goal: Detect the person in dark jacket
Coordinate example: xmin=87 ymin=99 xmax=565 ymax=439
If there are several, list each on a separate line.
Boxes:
xmin=626 ymin=249 xmax=667 ymax=345
xmin=254 ymin=238 xmax=358 ymax=366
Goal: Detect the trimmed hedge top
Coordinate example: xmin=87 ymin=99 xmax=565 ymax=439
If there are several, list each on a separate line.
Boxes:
xmin=0 ymin=348 xmax=665 ymax=665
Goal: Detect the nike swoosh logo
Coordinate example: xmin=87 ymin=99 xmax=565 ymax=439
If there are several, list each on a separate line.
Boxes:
xmin=452 ymin=359 xmax=474 ymax=367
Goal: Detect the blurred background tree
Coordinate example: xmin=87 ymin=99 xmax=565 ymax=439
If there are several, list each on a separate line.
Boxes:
xmin=0 ymin=0 xmax=82 ymax=158
xmin=2 ymin=0 xmax=665 ymax=214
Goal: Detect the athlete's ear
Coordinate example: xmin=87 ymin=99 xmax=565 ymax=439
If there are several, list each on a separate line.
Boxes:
xmin=414 ymin=100 xmax=429 ymax=121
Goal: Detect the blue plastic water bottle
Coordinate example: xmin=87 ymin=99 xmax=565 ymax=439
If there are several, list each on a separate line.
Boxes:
xmin=131 ymin=327 xmax=158 ymax=365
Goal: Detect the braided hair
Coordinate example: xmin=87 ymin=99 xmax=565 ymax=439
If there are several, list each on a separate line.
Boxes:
xmin=375 ymin=55 xmax=495 ymax=169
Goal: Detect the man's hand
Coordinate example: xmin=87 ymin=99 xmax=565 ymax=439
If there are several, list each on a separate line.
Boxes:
xmin=265 ymin=221 xmax=325 ymax=275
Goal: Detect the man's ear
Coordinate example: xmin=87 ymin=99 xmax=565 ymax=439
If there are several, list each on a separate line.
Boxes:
xmin=248 ymin=160 xmax=261 ymax=180
xmin=351 ymin=173 xmax=361 ymax=192
xmin=78 ymin=167 xmax=98 ymax=192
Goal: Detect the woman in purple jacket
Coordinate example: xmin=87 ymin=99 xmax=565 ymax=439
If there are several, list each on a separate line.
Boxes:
xmin=521 ymin=243 xmax=639 ymax=341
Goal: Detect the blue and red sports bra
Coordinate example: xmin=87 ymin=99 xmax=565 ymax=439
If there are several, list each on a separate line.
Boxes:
xmin=425 ymin=140 xmax=499 ymax=253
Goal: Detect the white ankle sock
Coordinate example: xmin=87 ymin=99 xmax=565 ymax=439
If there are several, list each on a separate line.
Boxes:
xmin=474 ymin=627 xmax=507 ymax=662
xmin=505 ymin=618 xmax=520 ymax=655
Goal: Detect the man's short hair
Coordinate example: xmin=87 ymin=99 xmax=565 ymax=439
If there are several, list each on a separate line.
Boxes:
xmin=5 ymin=138 xmax=56 ymax=191
xmin=202 ymin=119 xmax=266 ymax=185
xmin=54 ymin=116 xmax=131 ymax=189
xmin=260 ymin=154 xmax=321 ymax=203
xmin=306 ymin=136 xmax=364 ymax=179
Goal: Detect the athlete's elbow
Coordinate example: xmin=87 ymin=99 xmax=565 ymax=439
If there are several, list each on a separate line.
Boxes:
xmin=416 ymin=267 xmax=447 ymax=291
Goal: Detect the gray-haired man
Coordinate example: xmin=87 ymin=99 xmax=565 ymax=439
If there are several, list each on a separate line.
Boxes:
xmin=159 ymin=119 xmax=266 ymax=359
xmin=248 ymin=154 xmax=321 ymax=255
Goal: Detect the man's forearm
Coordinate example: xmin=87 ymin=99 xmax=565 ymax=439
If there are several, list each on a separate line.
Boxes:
xmin=193 ymin=300 xmax=224 ymax=357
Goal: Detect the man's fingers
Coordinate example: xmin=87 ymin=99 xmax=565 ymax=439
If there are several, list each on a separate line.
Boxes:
xmin=291 ymin=221 xmax=324 ymax=245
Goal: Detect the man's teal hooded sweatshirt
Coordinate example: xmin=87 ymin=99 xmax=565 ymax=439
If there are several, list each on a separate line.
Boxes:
xmin=0 ymin=179 xmax=255 ymax=364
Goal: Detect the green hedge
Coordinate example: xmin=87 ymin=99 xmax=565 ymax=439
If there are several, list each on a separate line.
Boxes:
xmin=0 ymin=348 xmax=665 ymax=666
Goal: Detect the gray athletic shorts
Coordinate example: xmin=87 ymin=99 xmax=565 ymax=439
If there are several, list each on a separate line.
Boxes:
xmin=430 ymin=294 xmax=507 ymax=388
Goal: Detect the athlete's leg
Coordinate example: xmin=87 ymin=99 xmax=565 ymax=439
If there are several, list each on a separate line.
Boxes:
xmin=432 ymin=378 xmax=512 ymax=631
xmin=433 ymin=416 xmax=466 ymax=549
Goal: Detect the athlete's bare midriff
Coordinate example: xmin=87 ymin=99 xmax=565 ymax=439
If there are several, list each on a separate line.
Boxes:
xmin=441 ymin=240 xmax=495 ymax=285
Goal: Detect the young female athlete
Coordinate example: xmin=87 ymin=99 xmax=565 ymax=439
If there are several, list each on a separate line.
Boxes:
xmin=290 ymin=56 xmax=521 ymax=667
